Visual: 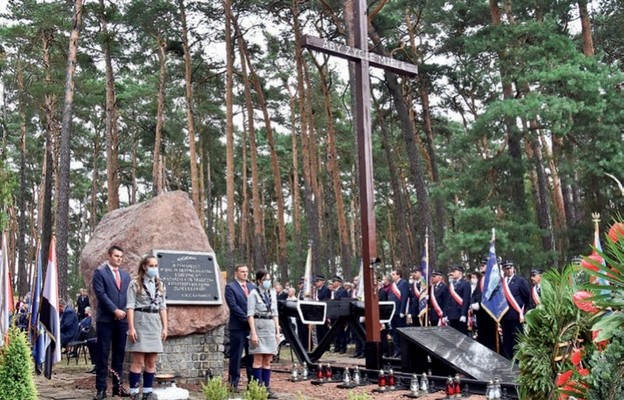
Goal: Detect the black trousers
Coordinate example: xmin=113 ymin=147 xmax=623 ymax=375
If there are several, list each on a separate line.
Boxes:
xmin=228 ymin=328 xmax=251 ymax=388
xmin=476 ymin=309 xmax=498 ymax=352
xmin=95 ymin=320 xmax=128 ymax=392
xmin=449 ymin=319 xmax=469 ymax=335
xmin=500 ymin=319 xmax=523 ymax=359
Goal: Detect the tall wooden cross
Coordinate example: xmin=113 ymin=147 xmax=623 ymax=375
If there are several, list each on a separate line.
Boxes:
xmin=302 ymin=0 xmax=418 ymax=370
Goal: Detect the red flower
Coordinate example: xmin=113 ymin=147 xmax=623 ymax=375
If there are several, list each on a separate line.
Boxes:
xmin=570 ymin=348 xmax=582 ymax=366
xmin=555 ymin=370 xmax=574 ymax=387
xmin=581 ymin=253 xmax=603 ymax=272
xmin=608 ymin=222 xmax=624 ymax=243
xmin=577 ymin=367 xmax=590 ymax=377
xmin=592 ymin=329 xmax=608 ymax=351
xmin=572 ymin=291 xmax=599 ymax=313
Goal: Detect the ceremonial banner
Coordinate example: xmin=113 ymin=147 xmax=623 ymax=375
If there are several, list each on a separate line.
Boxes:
xmin=40 ymin=237 xmax=61 ymax=379
xmin=30 ymin=247 xmax=45 ymax=366
xmin=481 ymin=232 xmax=508 ymax=322
xmin=0 ymin=232 xmax=14 ymax=346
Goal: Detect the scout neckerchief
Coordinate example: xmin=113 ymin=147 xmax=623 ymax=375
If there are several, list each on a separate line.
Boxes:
xmin=501 ymin=275 xmax=524 ymax=320
xmin=531 ymin=285 xmax=541 ymax=306
xmin=449 ymin=279 xmax=464 ymax=306
xmin=257 ymin=288 xmax=272 ymax=313
xmin=430 ymin=284 xmax=445 ymax=325
xmin=142 ymin=279 xmax=160 ymax=309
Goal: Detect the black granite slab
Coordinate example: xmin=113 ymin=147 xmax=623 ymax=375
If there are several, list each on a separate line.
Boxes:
xmin=397 ymin=326 xmax=518 ymax=384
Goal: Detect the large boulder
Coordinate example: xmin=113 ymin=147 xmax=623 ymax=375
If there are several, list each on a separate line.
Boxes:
xmin=79 ymin=191 xmax=228 ymax=336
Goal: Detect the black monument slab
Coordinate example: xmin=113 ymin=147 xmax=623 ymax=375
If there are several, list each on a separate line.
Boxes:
xmin=398 ymin=326 xmax=518 ymax=385
xmin=153 ymin=250 xmax=223 ymax=305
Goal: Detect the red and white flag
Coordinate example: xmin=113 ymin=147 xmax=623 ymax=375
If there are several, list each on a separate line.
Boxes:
xmin=40 ymin=236 xmax=61 ymax=379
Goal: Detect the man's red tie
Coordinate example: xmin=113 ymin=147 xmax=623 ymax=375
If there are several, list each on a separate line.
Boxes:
xmin=114 ymin=268 xmax=121 ymax=290
xmin=242 ymin=283 xmax=249 ymax=297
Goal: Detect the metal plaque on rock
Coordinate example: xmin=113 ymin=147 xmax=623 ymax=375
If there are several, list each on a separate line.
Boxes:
xmin=154 ymin=250 xmax=223 ymax=305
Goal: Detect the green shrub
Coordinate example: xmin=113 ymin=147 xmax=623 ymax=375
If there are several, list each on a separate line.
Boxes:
xmin=201 ymin=376 xmax=229 ymax=400
xmin=0 ymin=327 xmax=37 ymax=400
xmin=587 ymin=330 xmax=624 ymax=400
xmin=244 ymin=379 xmax=268 ymax=400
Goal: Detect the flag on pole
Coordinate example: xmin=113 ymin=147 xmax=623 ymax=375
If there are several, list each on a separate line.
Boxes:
xmin=40 ymin=236 xmax=60 ymax=379
xmin=30 ymin=247 xmax=45 ymax=366
xmin=354 ymin=259 xmax=364 ymax=301
xmin=418 ymin=237 xmax=429 ymax=318
xmin=481 ymin=229 xmax=508 ymax=322
xmin=0 ymin=231 xmax=14 ymax=346
xmin=301 ymin=243 xmax=313 ymax=299
xmin=592 ymin=216 xmax=610 ymax=289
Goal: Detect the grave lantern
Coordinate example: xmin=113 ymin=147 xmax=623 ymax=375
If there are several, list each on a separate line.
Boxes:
xmin=377 ymin=370 xmax=386 ymax=390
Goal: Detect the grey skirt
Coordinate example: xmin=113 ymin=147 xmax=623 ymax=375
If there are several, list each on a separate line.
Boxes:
xmin=249 ymin=318 xmax=277 ymax=355
xmin=125 ymin=310 xmax=164 ymax=353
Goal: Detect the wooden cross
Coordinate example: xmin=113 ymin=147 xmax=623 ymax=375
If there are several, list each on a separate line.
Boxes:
xmin=302 ymin=0 xmax=418 ymax=370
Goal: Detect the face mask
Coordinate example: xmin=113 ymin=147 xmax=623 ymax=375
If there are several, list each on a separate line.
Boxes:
xmin=408 ymin=279 xmax=414 ymax=285
xmin=146 ymin=267 xmax=158 ymax=278
xmin=262 ymin=280 xmax=271 ymax=290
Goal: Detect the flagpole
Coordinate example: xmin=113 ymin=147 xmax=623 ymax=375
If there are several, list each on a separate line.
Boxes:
xmin=424 ymin=231 xmax=429 ymax=327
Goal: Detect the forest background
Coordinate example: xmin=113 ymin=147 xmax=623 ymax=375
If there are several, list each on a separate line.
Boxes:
xmin=0 ymin=0 xmax=622 ymax=301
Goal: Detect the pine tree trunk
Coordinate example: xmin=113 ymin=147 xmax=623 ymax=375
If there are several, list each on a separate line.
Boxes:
xmin=368 ymin=27 xmax=438 ymax=268
xmin=90 ymin=130 xmax=100 ymax=232
xmin=238 ymin=34 xmax=289 ymax=278
xmin=99 ymin=0 xmax=119 ymax=211
xmin=177 ymin=0 xmax=202 ymax=223
xmin=17 ymin=58 xmax=28 ymax=296
xmin=152 ymin=36 xmax=166 ymax=196
xmin=285 ymin=85 xmax=302 ymax=258
xmin=224 ymin=0 xmax=236 ymax=273
xmin=240 ymin=112 xmax=250 ymax=265
xmin=238 ymin=38 xmax=265 ymax=270
xmin=578 ymin=0 xmax=594 ymax=56
xmin=57 ymin=0 xmax=84 ymax=301
xmin=312 ymin=58 xmax=353 ymax=278
xmin=41 ymin=30 xmax=57 ymax=270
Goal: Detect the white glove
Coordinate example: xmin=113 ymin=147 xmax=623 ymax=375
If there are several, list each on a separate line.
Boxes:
xmin=406 ymin=315 xmax=413 ymax=325
xmin=399 ymin=313 xmax=405 ymax=318
xmin=460 ymin=316 xmax=466 ymax=323
xmin=471 ymin=303 xmax=480 ymax=311
xmin=442 ymin=317 xmax=449 ymax=324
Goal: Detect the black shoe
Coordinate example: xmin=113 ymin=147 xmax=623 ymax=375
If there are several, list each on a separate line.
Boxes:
xmin=88 ymin=367 xmax=96 ymax=374
xmin=94 ymin=391 xmax=106 ymax=400
xmin=353 ymin=352 xmax=363 ymax=358
xmin=392 ymin=352 xmax=401 ymax=358
xmin=267 ymin=388 xmax=278 ymax=399
xmin=358 ymin=353 xmax=365 ymax=359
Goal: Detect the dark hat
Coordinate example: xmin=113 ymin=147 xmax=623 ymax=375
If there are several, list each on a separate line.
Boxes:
xmin=314 ymin=274 xmax=325 ymax=281
xmin=299 ymin=277 xmax=305 ymax=284
xmin=450 ymin=265 xmax=465 ymax=273
xmin=530 ymin=269 xmax=543 ymax=276
xmin=331 ymin=275 xmax=343 ymax=283
xmin=431 ymin=270 xmax=444 ymax=277
xmin=480 ymin=256 xmax=489 ymax=264
xmin=502 ymin=260 xmax=514 ymax=269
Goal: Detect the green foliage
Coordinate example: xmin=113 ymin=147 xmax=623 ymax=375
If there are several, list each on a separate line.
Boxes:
xmin=516 ymin=266 xmax=594 ymax=400
xmin=0 ymin=160 xmax=16 ymax=231
xmin=0 ymin=328 xmax=37 ymax=400
xmin=243 ymin=379 xmax=268 ymax=400
xmin=587 ymin=330 xmax=624 ymax=400
xmin=346 ymin=389 xmax=374 ymax=400
xmin=201 ymin=376 xmax=229 ymax=400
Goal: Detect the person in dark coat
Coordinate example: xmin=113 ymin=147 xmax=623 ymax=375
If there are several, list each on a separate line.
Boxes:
xmin=445 ymin=265 xmax=471 ymax=335
xmin=500 ymin=261 xmax=530 ymax=359
xmin=59 ymin=298 xmax=79 ymax=349
xmin=225 ymin=264 xmax=256 ymax=392
xmin=388 ymin=269 xmax=409 ymax=357
xmin=92 ymin=245 xmax=132 ymax=400
xmin=329 ymin=276 xmax=348 ymax=353
xmin=76 ymin=288 xmax=91 ymax=320
xmin=407 ymin=269 xmax=427 ymax=327
xmin=313 ymin=275 xmax=331 ymax=347
xmin=429 ymin=270 xmax=449 ymax=327
xmin=528 ymin=269 xmax=543 ymax=310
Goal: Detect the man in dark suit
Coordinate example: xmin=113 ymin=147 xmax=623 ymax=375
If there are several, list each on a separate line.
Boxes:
xmin=500 ymin=261 xmax=530 ymax=359
xmin=313 ymin=275 xmax=331 ymax=347
xmin=225 ymin=264 xmax=256 ymax=392
xmin=445 ymin=265 xmax=471 ymax=335
xmin=528 ymin=269 xmax=543 ymax=310
xmin=428 ymin=270 xmax=448 ymax=327
xmin=388 ymin=269 xmax=409 ymax=357
xmin=329 ymin=276 xmax=348 ymax=353
xmin=92 ymin=245 xmax=132 ymax=399
xmin=76 ymin=288 xmax=90 ymax=320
